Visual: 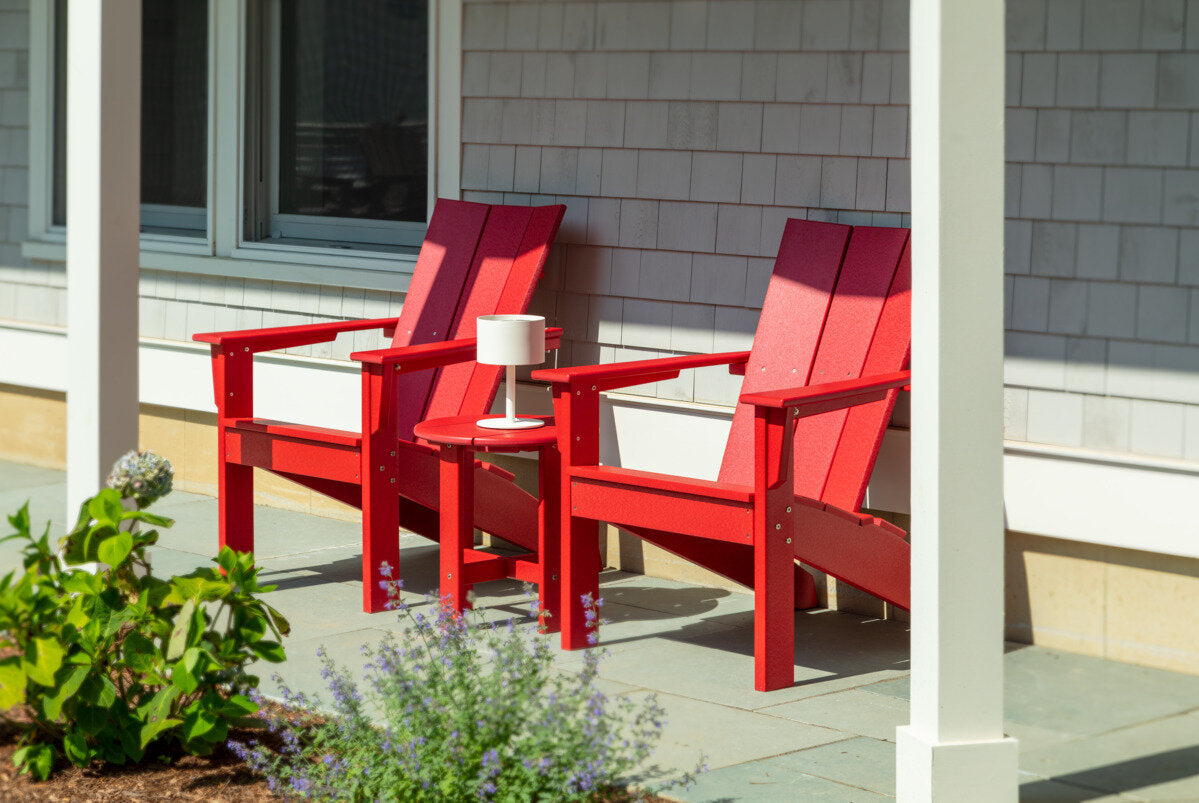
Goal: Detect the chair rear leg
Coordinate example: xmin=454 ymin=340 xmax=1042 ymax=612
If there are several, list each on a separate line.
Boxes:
xmin=218 ymin=449 xmax=254 ymax=556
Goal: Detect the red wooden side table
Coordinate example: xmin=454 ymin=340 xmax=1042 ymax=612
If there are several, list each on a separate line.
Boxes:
xmin=413 ymin=414 xmax=561 ymax=631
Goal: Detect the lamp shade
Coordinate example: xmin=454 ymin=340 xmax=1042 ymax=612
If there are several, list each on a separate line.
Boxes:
xmin=475 ymin=314 xmax=546 ymax=366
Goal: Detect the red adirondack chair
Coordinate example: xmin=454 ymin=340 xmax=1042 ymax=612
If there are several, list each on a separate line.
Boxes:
xmin=193 ymin=199 xmax=566 ymax=612
xmin=533 ymin=220 xmax=911 ymax=692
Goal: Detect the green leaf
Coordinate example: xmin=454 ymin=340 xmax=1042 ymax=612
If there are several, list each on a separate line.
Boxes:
xmin=127 ymin=509 xmax=173 ymax=528
xmin=167 ymin=598 xmax=196 ymax=661
xmin=216 ymin=546 xmax=237 ymax=574
xmin=63 ymin=732 xmax=92 ymax=767
xmin=119 ymin=725 xmax=144 ymax=761
xmin=250 ymin=640 xmax=286 ymax=663
xmin=139 ymin=717 xmax=182 ymax=749
xmin=43 ymin=665 xmax=89 ymax=722
xmin=262 ymin=604 xmax=291 ymax=637
xmin=144 ymin=685 xmax=181 ymax=724
xmin=97 ymin=531 xmax=134 ymax=569
xmin=13 ymin=743 xmax=55 ymax=781
xmin=121 ymin=630 xmax=158 ymax=674
xmin=220 ymin=693 xmax=258 ymax=717
xmin=0 ymin=657 xmax=27 ymax=708
xmin=87 ymin=490 xmax=125 ymax=527
xmin=180 ymin=707 xmax=216 ymax=742
xmin=76 ymin=704 xmax=107 ymax=736
xmin=171 ymin=648 xmax=201 ymax=694
xmin=79 ymin=674 xmax=117 ymax=708
xmin=24 ymin=636 xmax=64 ymax=687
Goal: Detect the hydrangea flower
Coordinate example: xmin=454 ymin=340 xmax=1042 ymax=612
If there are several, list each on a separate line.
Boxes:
xmin=107 ymin=449 xmax=174 ymax=508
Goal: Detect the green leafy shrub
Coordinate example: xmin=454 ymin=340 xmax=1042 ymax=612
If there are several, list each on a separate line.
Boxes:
xmin=233 ymin=567 xmax=701 ymax=801
xmin=0 ymin=487 xmax=290 ymax=780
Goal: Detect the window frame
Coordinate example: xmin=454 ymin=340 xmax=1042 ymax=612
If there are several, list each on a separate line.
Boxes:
xmin=23 ymin=0 xmax=462 ymax=287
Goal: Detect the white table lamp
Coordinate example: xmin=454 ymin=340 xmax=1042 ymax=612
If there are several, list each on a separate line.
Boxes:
xmin=476 ymin=314 xmax=546 ymax=430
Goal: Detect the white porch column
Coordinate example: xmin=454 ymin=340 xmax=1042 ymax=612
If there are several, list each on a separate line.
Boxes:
xmin=896 ymin=0 xmax=1018 ymax=800
xmin=65 ymin=0 xmax=142 ymax=519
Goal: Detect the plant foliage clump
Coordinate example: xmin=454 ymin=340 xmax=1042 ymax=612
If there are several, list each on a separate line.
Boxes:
xmin=233 ymin=567 xmax=695 ymax=801
xmin=0 ymin=482 xmax=289 ymax=781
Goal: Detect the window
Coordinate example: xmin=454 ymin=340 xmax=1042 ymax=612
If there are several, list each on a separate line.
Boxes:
xmin=31 ymin=0 xmax=457 ymax=274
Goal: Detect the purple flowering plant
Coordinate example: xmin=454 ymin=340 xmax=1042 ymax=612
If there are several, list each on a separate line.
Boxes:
xmin=233 ymin=565 xmax=701 ymax=800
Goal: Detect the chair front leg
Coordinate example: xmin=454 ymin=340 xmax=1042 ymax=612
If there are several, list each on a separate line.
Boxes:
xmin=361 ymin=364 xmax=401 ymax=613
xmin=753 ymin=406 xmax=797 ymax=692
xmin=213 ymin=347 xmax=255 ymax=559
xmin=438 ymin=444 xmax=472 ymax=613
xmin=218 ymin=434 xmax=254 ymax=555
xmin=552 ymin=382 xmax=602 ymax=650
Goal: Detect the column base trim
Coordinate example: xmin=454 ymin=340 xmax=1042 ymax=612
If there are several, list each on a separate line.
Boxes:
xmin=896 ymin=726 xmax=1018 ymax=802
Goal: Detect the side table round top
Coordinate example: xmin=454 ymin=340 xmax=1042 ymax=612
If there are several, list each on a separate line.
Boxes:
xmin=414 ymin=414 xmax=557 ymax=452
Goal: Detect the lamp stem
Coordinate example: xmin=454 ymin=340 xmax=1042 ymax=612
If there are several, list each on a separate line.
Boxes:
xmin=505 ymin=364 xmax=516 ymax=422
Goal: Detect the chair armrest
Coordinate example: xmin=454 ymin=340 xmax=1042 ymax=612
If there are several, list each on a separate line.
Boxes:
xmin=352 ymin=327 xmax=563 ymax=373
xmin=740 ymin=370 xmax=911 ymax=419
xmin=532 ymin=350 xmax=750 ymax=393
xmin=193 ymin=317 xmax=401 ymax=354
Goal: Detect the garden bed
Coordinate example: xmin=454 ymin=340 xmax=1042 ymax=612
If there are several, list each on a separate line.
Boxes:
xmin=0 ymin=706 xmax=276 ymax=801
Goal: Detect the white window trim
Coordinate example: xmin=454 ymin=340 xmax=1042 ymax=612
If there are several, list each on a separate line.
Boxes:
xmin=23 ymin=0 xmax=462 ymax=290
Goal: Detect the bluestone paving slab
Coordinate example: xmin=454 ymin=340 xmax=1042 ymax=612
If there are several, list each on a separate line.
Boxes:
xmin=599 ymin=574 xmax=757 ymax=619
xmin=557 ymin=610 xmax=910 ymax=712
xmin=865 ymin=646 xmax=1199 ymax=738
xmin=760 ymin=688 xmax=910 ymax=742
xmin=1019 ymin=710 xmax=1199 ymax=800
xmin=765 ymin=736 xmax=895 ymax=797
xmin=145 ymin=544 xmax=218 ymax=578
xmin=258 ymin=627 xmax=395 ymax=707
xmin=1016 ymin=772 xmax=1101 ymax=802
xmin=0 ymin=481 xmax=68 ymax=534
xmin=157 ymin=500 xmax=362 ymax=558
xmin=0 ymin=461 xmax=65 ymax=491
xmin=621 ymin=690 xmax=846 ymax=778
xmin=668 ymin=759 xmax=889 ymax=802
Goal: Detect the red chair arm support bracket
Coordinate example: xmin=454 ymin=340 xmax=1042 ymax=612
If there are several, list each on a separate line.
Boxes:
xmin=194 ymin=317 xmax=402 ymax=354
xmin=740 ymin=370 xmax=911 ymax=419
xmin=353 ymin=328 xmax=563 ymax=374
xmin=532 ymin=350 xmax=750 ymax=393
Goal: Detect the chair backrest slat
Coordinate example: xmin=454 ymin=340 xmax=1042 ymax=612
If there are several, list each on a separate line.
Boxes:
xmin=792 ymin=227 xmax=909 ymax=500
xmin=822 ymin=240 xmax=912 ymax=511
xmin=717 ymin=220 xmax=911 ymax=514
xmin=717 ymin=220 xmax=850 ymax=486
xmin=457 ymin=204 xmax=567 ymax=411
xmin=392 ymin=199 xmax=566 ymax=441
xmin=392 ymin=200 xmax=492 ymax=441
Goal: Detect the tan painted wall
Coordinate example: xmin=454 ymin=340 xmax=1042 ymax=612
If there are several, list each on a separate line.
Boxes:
xmin=3 ymin=383 xmax=1199 ymax=675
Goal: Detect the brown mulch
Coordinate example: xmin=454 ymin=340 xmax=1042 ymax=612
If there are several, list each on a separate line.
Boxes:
xmin=0 ymin=704 xmax=282 ymax=802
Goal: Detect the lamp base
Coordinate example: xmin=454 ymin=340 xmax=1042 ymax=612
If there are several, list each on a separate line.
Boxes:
xmin=477 ymin=417 xmax=546 ymax=430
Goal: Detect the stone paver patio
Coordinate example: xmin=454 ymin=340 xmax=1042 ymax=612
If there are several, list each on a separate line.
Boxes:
xmin=3 ymin=458 xmax=1199 ymax=801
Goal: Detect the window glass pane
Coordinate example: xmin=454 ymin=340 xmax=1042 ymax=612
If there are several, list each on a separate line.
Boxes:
xmin=277 ymin=0 xmax=428 ymax=225
xmin=141 ymin=0 xmax=208 ymax=214
xmin=51 ymin=0 xmax=209 ymax=233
